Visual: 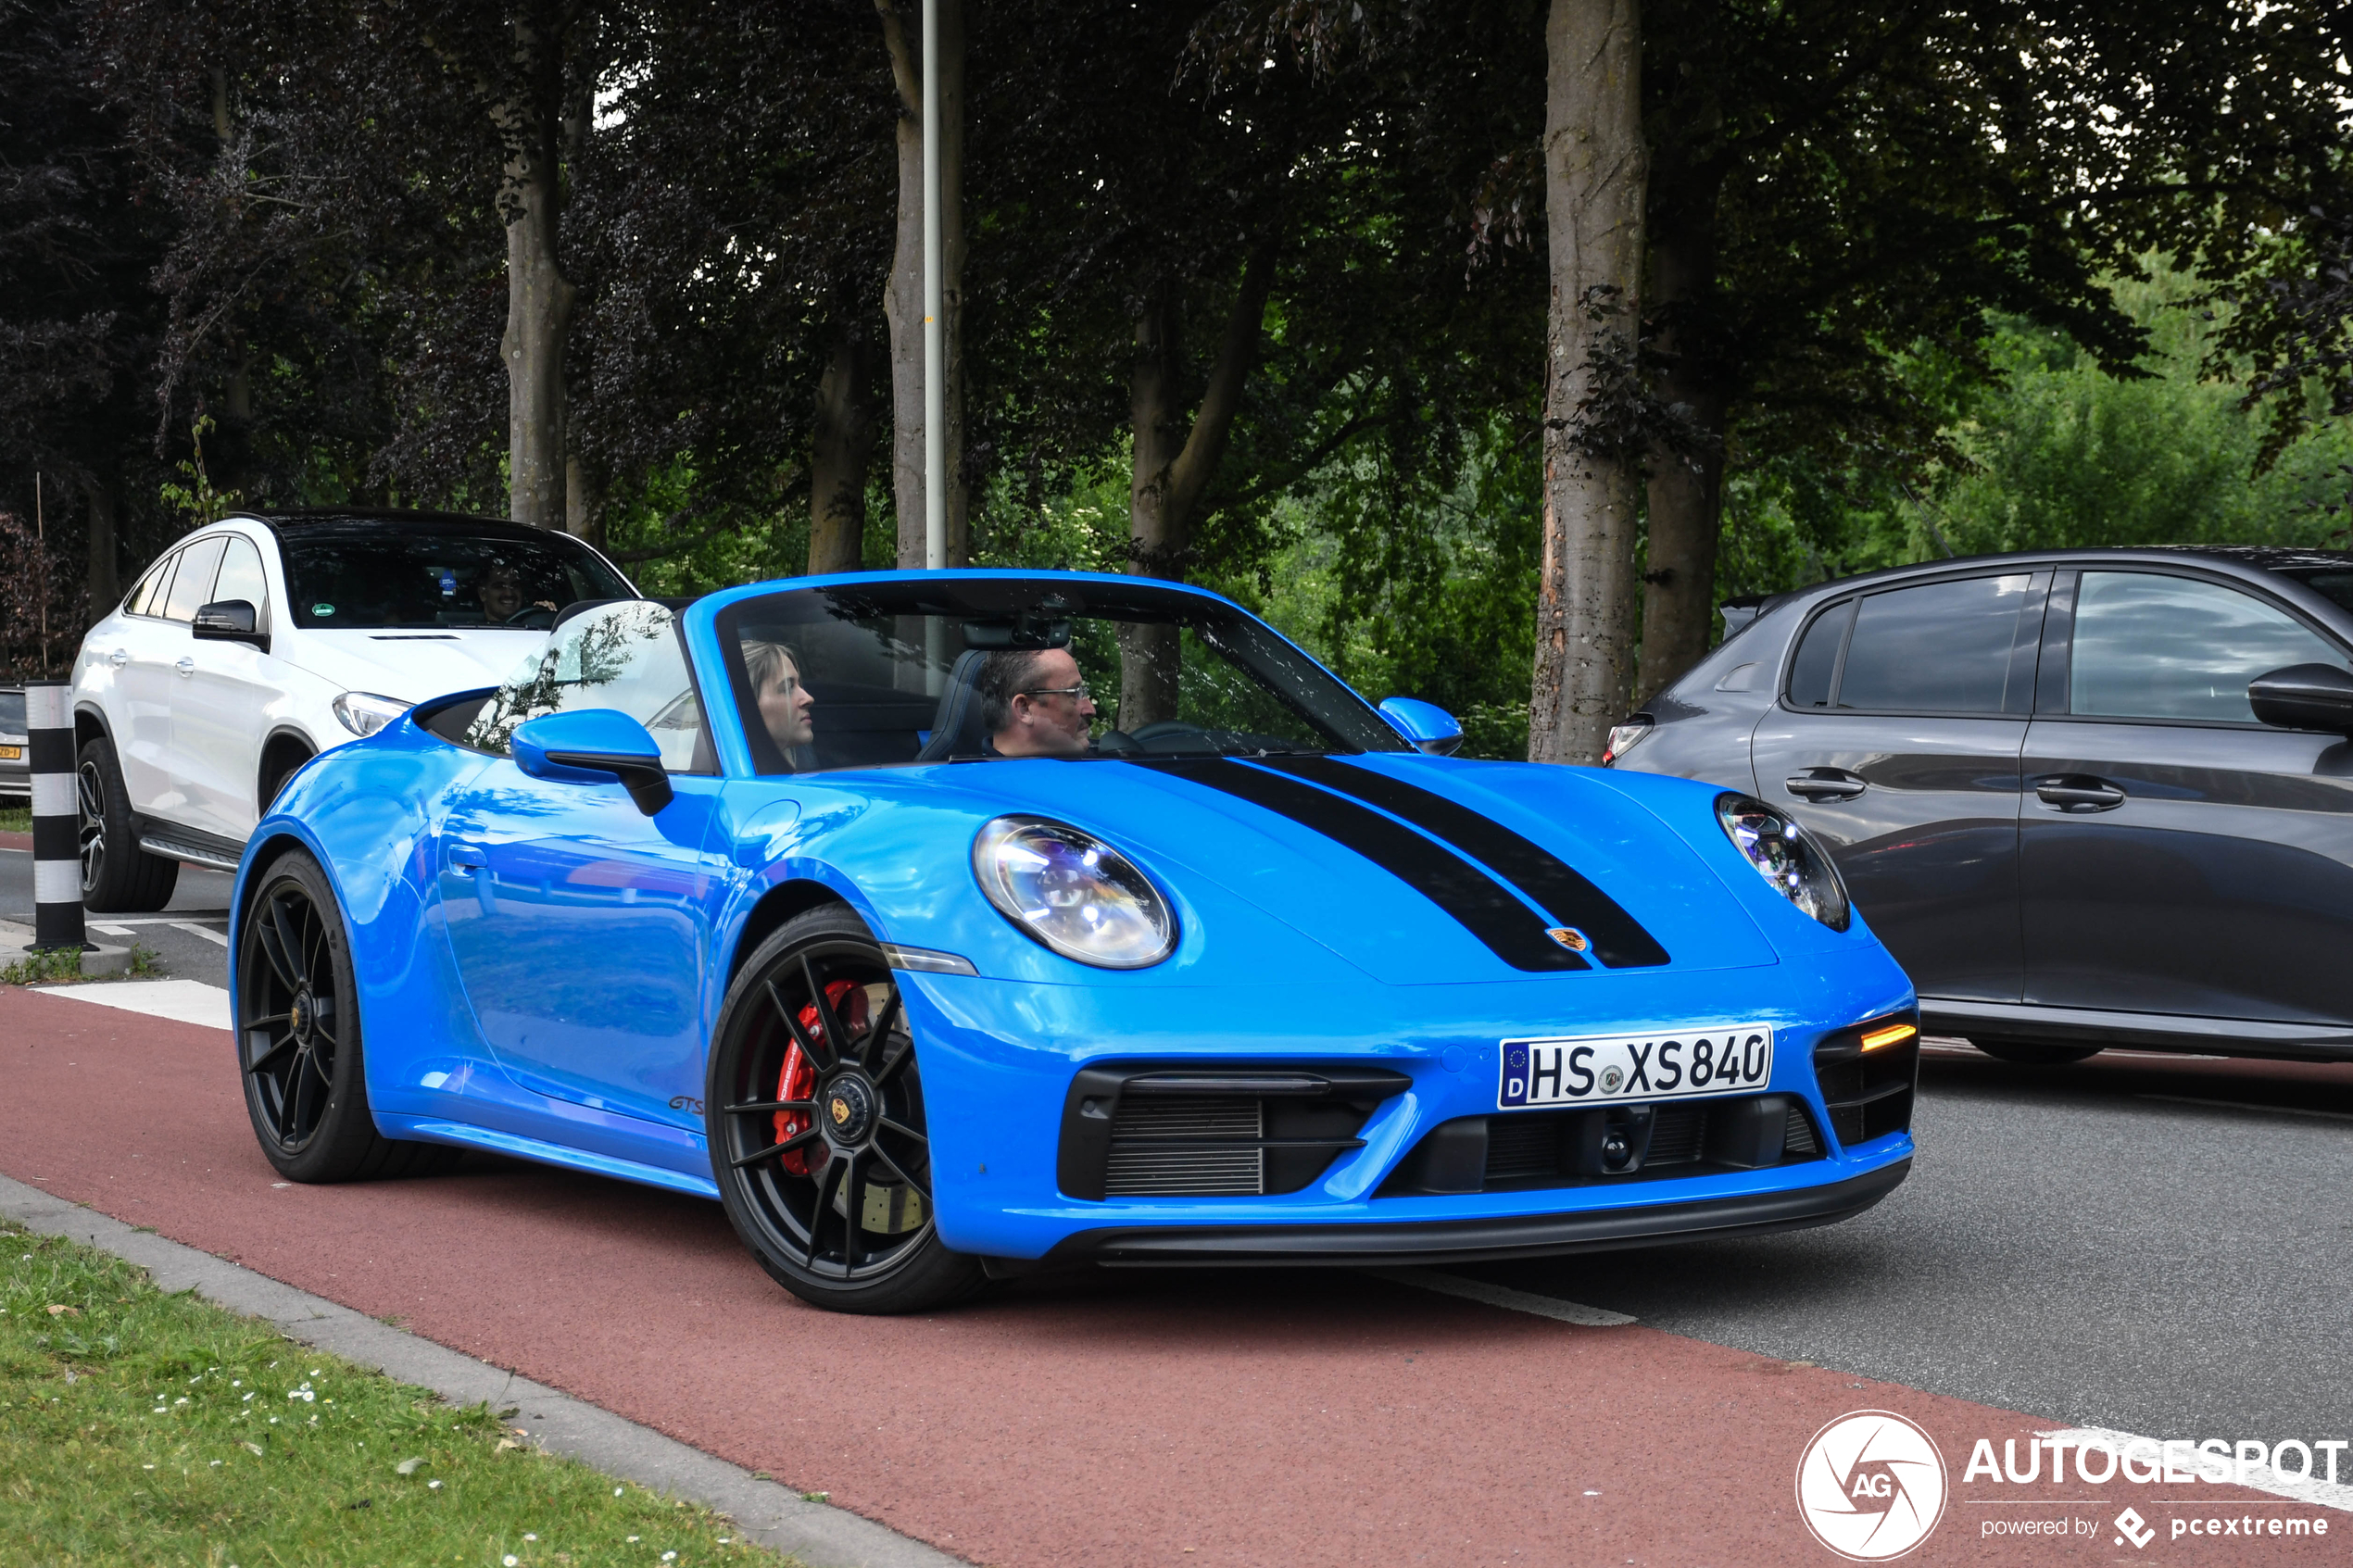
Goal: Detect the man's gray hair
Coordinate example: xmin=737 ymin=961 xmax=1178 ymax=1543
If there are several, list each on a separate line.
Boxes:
xmin=974 ymin=648 xmax=1051 ymax=735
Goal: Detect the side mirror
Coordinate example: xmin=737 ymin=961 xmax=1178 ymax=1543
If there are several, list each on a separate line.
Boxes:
xmin=193 ymin=599 xmax=269 ymax=653
xmin=1378 ymin=696 xmax=1464 ymax=756
xmin=2248 ymin=662 xmax=2353 ymax=736
xmin=511 ymin=709 xmax=674 ymax=815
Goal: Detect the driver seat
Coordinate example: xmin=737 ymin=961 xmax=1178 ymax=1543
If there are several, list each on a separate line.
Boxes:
xmin=914 ymin=650 xmax=992 ymax=761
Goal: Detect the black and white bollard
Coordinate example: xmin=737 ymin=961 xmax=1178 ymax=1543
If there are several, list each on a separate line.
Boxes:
xmin=24 ymin=680 xmax=87 ymax=954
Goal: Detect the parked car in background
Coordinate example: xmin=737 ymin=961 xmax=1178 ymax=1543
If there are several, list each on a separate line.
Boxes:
xmin=1610 ymin=546 xmax=2353 ymax=1066
xmin=0 ymin=685 xmax=25 ymax=804
xmin=69 ymin=509 xmax=638 ymax=909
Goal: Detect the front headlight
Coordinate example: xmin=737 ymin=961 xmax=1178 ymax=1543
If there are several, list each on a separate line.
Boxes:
xmin=972 ymin=816 xmax=1176 ymax=969
xmin=332 ymin=691 xmax=411 ymax=737
xmin=1715 ymin=793 xmax=1851 ymax=932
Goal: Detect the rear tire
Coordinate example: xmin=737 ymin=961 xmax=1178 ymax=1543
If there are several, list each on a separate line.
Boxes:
xmin=1969 ymin=1037 xmax=2103 ymax=1066
xmin=77 ymin=734 xmax=178 ymax=913
xmin=236 ymin=849 xmax=457 ymax=1182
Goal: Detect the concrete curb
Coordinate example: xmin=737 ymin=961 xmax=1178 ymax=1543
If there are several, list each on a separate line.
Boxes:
xmin=0 ymin=1173 xmax=966 ymax=1568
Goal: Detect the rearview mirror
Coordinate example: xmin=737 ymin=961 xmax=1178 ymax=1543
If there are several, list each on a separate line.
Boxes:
xmin=1378 ymin=696 xmax=1464 ymax=756
xmin=2247 ymin=663 xmax=2353 ymax=736
xmin=511 ymin=709 xmax=674 ymax=815
xmin=193 ymin=599 xmax=269 ymax=653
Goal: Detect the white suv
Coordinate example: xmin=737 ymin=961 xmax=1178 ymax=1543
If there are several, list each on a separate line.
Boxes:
xmin=70 ymin=508 xmax=640 ymax=909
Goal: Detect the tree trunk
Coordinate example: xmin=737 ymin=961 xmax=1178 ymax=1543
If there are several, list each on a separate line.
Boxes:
xmin=1118 ymin=246 xmax=1279 ymax=728
xmin=82 ymin=475 xmax=118 ymax=616
xmin=1529 ymin=0 xmax=1649 ymax=766
xmin=564 ymin=456 xmax=602 ymax=549
xmin=1636 ymin=208 xmax=1729 ymax=702
xmin=877 ymin=0 xmax=966 ymax=569
xmin=497 ymin=25 xmax=575 ymax=532
xmin=810 ymin=307 xmax=882 ymax=574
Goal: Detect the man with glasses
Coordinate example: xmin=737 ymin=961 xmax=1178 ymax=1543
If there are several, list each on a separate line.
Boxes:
xmin=976 ymin=647 xmax=1098 ymax=759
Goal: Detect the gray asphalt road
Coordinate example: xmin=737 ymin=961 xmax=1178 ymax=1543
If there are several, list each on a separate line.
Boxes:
xmin=0 ymin=846 xmax=236 ymax=984
xmin=1467 ymin=1043 xmax=2353 ymax=1444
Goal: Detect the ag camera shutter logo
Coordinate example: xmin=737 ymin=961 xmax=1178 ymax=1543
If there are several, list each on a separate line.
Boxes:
xmin=1795 ymin=1410 xmax=1949 ymax=1561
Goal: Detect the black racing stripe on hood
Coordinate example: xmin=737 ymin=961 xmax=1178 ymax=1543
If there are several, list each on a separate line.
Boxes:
xmin=1261 ymin=756 xmax=1670 ymax=969
xmin=1132 ymin=759 xmax=1588 ymax=972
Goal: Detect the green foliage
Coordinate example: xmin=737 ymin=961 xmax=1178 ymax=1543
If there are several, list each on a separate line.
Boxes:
xmin=0 ymin=1223 xmax=793 ymax=1566
xmin=156 ymin=417 xmax=242 ymax=531
xmin=1 ymin=948 xmax=85 ymax=986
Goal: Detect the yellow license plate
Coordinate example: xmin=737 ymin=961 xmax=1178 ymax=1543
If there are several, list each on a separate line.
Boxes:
xmin=0 ymin=746 xmax=19 ymax=760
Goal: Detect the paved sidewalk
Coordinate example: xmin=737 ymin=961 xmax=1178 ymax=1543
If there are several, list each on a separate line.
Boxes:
xmin=0 ymin=982 xmax=2334 ymax=1566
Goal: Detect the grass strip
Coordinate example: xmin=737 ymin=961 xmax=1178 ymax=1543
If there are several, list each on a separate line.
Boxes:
xmin=0 ymin=805 xmax=29 ymax=834
xmin=1 ymin=1221 xmax=798 ymax=1567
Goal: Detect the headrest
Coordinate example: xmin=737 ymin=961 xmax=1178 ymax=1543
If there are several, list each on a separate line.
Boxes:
xmin=914 ymin=648 xmax=993 ymax=762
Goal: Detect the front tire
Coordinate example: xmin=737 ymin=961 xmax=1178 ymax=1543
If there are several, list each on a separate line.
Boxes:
xmin=1969 ymin=1037 xmax=2103 ymax=1066
xmin=78 ymin=734 xmax=178 ymax=912
xmin=707 ymin=907 xmax=985 ymax=1314
xmin=237 ymin=850 xmax=453 ymax=1182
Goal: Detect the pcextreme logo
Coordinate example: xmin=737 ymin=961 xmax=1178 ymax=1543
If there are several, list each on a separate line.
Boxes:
xmin=1796 ymin=1410 xmax=1951 ymax=1562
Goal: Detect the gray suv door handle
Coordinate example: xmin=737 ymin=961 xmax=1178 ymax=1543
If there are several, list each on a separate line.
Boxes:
xmin=1786 ymin=772 xmax=1867 ymax=801
xmin=2035 ymin=775 xmax=2125 ymax=811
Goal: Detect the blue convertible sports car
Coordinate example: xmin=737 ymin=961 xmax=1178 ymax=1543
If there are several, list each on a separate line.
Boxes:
xmin=231 ymin=571 xmax=1919 ymax=1312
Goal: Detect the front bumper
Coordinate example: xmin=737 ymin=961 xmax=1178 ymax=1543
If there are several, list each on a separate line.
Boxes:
xmin=900 ymin=941 xmax=1917 ymax=1261
xmin=1040 ymin=1159 xmax=1909 ymax=1267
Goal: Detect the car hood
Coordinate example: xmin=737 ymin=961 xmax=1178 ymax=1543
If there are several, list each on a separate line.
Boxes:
xmin=910 ymin=752 xmax=1781 ymax=985
xmin=279 ymin=627 xmax=546 ymax=707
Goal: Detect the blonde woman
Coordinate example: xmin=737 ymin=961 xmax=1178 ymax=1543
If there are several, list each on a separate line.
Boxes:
xmin=741 ymin=639 xmax=815 ymax=767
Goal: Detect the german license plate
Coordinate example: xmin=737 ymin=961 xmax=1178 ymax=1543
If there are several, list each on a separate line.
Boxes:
xmin=1500 ymin=1025 xmax=1775 ymax=1109
xmin=0 ymin=746 xmax=19 ymax=760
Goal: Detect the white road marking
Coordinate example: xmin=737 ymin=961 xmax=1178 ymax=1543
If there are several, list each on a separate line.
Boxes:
xmin=87 ymin=923 xmax=136 ymax=937
xmin=171 ymin=922 xmax=230 ymax=947
xmin=23 ymin=911 xmax=232 ymax=926
xmin=31 ymin=978 xmax=231 ymax=1032
xmin=2039 ymin=1426 xmax=2353 ymax=1514
xmin=1364 ymin=1266 xmax=1637 ymax=1327
xmin=2138 ymin=1094 xmax=2353 ymax=1124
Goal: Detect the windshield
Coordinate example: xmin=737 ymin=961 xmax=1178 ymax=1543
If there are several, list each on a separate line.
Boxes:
xmin=278 ymin=524 xmax=634 ymax=631
xmin=712 ymin=580 xmax=1406 ymax=774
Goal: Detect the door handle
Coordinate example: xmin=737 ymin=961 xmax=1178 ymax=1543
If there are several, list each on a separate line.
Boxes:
xmin=2034 ymin=776 xmax=2125 ymax=811
xmin=1786 ymin=771 xmax=1867 ymax=801
xmin=174 ymin=657 xmax=195 ymax=677
xmin=109 ymin=648 xmax=128 ymax=667
xmin=446 ymin=844 xmax=487 ymax=873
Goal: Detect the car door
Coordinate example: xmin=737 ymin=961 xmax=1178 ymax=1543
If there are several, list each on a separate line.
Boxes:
xmin=434 ymin=601 xmax=726 ymax=1129
xmin=2020 ymin=567 xmax=2353 ymax=1025
xmin=134 ymin=535 xmax=232 ymax=822
xmin=172 ymin=533 xmax=273 ymax=841
xmin=102 ymin=546 xmax=193 ymax=810
xmin=1749 ymin=568 xmax=2047 ymax=1001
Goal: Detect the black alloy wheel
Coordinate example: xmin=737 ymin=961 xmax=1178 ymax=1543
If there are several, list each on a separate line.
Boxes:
xmin=237 ymin=850 xmax=453 ymax=1182
xmin=1969 ymin=1037 xmax=2104 ymax=1067
xmin=708 ymin=907 xmax=984 ymax=1314
xmin=76 ymin=734 xmax=177 ymax=912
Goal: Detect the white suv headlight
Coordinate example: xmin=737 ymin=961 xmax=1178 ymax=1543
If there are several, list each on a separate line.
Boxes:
xmin=332 ymin=691 xmax=411 ymax=737
xmin=1715 ymin=793 xmax=1852 ymax=932
xmin=972 ymin=816 xmax=1176 ymax=969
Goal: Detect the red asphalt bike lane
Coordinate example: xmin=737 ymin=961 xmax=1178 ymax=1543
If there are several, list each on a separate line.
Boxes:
xmin=1 ymin=985 xmax=2332 ymax=1566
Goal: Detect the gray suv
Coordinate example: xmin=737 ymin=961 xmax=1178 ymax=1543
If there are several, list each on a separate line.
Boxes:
xmin=1610 ymin=546 xmax=2353 ymax=1064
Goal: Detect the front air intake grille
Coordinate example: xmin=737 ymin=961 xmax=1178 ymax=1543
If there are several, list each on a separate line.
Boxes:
xmin=1058 ymin=1065 xmax=1414 ymax=1201
xmin=1103 ymin=1098 xmax=1265 ymax=1197
xmin=1380 ymin=1093 xmax=1827 ymax=1196
xmin=1811 ymin=1010 xmax=1920 ymax=1149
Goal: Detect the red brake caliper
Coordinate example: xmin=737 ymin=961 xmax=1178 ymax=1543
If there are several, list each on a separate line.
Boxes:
xmin=774 ymin=980 xmax=870 ymax=1175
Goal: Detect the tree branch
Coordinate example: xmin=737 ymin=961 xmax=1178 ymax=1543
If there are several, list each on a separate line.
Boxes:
xmin=1163 ymin=235 xmax=1279 ymax=528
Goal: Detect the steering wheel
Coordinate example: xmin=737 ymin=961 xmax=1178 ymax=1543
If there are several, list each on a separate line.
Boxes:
xmin=1127 ymin=720 xmax=1218 ymax=754
xmin=504 ymin=606 xmax=558 ymax=630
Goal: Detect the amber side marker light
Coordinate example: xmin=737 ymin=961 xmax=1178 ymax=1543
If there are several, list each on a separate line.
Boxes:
xmin=1859 ymin=1022 xmax=1919 ymax=1053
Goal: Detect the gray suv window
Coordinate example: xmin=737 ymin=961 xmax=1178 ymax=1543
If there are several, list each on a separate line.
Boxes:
xmin=2070 ymin=571 xmax=2346 ymax=723
xmin=1787 ymin=572 xmax=2033 ymax=713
